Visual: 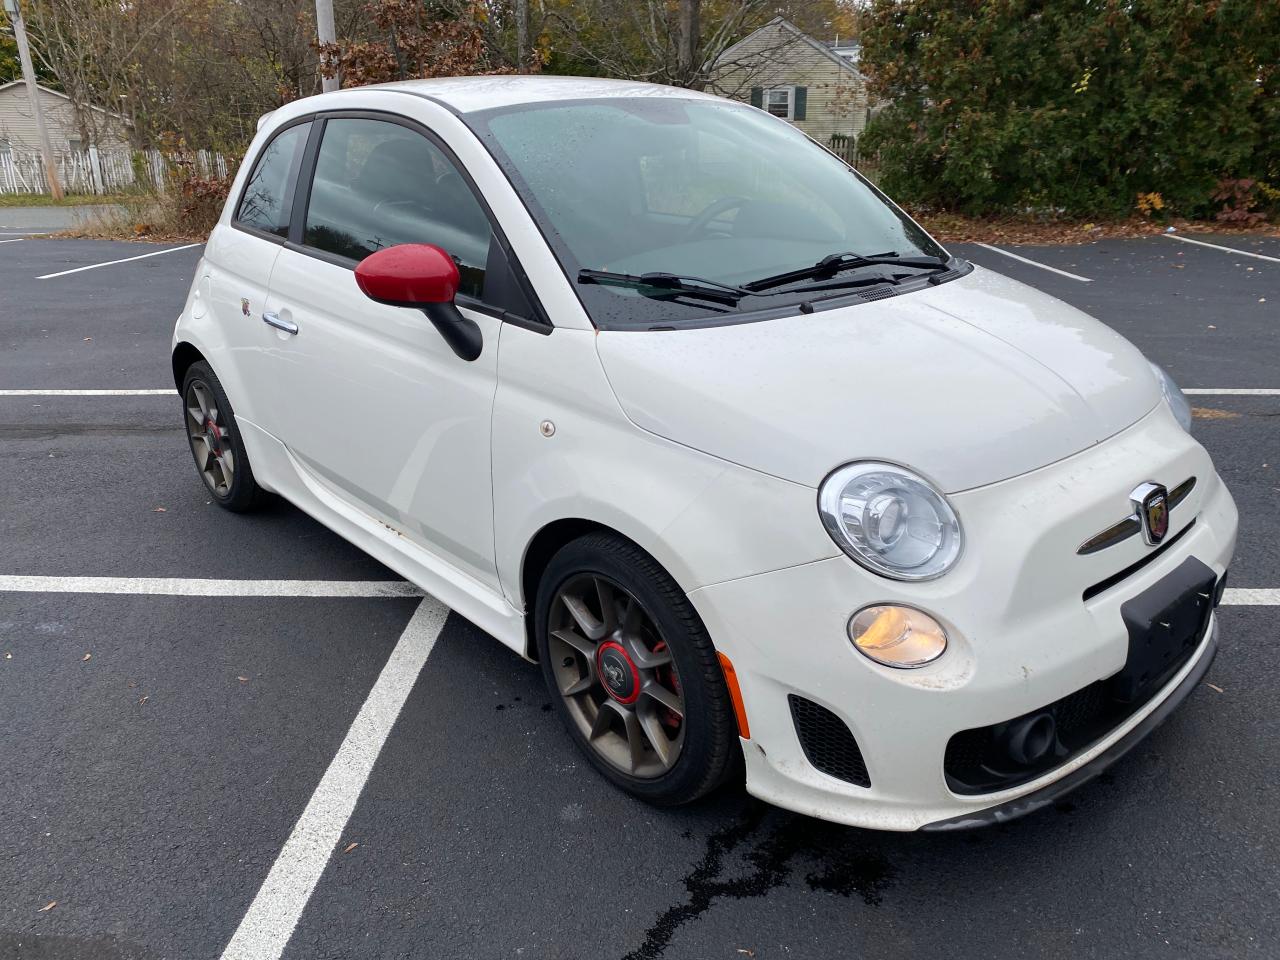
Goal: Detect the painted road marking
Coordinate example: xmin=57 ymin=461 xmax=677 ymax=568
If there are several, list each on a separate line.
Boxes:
xmin=973 ymin=243 xmax=1093 ymax=282
xmin=1162 ymin=234 xmax=1280 ymax=264
xmin=0 ymin=238 xmax=24 ymax=244
xmin=1184 ymin=389 xmax=1280 ymax=396
xmin=0 ymin=576 xmax=424 ymax=597
xmin=1223 ymin=589 xmax=1280 ymax=605
xmin=218 ymin=597 xmax=448 ymax=960
xmin=0 ymin=389 xmax=179 ymax=396
xmin=3 ymin=387 xmax=1259 ymax=397
xmin=37 ymin=243 xmax=200 ymax=279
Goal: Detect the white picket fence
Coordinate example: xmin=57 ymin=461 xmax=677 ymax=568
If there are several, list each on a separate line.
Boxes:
xmin=0 ymin=147 xmax=230 ymax=196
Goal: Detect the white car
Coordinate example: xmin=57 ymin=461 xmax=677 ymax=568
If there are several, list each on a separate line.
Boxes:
xmin=173 ymin=77 xmax=1237 ymax=831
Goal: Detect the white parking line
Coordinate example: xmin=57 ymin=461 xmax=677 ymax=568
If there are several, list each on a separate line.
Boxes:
xmin=0 ymin=389 xmax=178 ymax=397
xmin=36 ymin=243 xmax=200 ymax=279
xmin=1223 ymin=589 xmax=1280 ymax=605
xmin=0 ymin=575 xmax=424 ymax=597
xmin=218 ymin=597 xmax=448 ymax=960
xmin=972 ymin=243 xmax=1093 ymax=282
xmin=0 ymin=238 xmax=24 ymax=244
xmin=1162 ymin=234 xmax=1280 ymax=263
xmin=1184 ymin=389 xmax=1280 ymax=396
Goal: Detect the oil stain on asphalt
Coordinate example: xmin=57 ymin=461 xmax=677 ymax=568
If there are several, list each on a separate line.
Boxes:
xmin=621 ymin=802 xmax=895 ymax=959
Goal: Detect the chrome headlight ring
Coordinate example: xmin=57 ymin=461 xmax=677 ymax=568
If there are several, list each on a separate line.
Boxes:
xmin=818 ymin=461 xmax=963 ymax=581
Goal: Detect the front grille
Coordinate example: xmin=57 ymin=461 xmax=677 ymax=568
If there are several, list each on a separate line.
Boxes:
xmin=789 ymin=695 xmax=870 ymax=787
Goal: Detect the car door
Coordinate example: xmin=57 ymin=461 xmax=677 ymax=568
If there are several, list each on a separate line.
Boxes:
xmin=256 ymin=113 xmax=539 ymax=592
xmin=203 ymin=119 xmax=310 ymax=423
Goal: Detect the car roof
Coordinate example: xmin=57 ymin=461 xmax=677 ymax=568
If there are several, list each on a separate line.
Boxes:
xmin=363 ymin=75 xmax=724 ymax=114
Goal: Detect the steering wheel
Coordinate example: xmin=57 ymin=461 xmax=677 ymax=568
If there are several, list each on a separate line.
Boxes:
xmin=682 ymin=196 xmax=749 ymax=241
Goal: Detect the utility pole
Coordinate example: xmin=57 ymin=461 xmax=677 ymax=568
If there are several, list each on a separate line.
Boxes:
xmin=515 ymin=0 xmax=528 ymax=73
xmin=3 ymin=0 xmax=63 ymax=199
xmin=315 ymin=0 xmax=338 ymax=93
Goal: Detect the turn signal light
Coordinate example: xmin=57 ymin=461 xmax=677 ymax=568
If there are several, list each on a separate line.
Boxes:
xmin=848 ymin=605 xmax=948 ymax=668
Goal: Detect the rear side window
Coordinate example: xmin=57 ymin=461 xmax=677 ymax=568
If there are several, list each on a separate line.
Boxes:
xmin=302 ymin=118 xmax=492 ymax=298
xmin=235 ymin=122 xmax=310 ymax=237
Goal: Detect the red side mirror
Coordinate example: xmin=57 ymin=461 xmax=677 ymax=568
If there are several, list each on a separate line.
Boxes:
xmin=355 ymin=244 xmax=460 ymax=307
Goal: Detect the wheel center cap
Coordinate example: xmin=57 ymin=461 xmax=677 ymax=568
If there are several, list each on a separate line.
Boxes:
xmin=596 ymin=640 xmax=640 ymax=705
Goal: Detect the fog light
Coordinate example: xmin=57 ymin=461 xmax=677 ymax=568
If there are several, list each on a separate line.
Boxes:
xmin=848 ymin=605 xmax=948 ymax=668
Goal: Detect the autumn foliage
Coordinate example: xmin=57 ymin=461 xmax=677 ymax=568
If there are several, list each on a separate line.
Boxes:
xmin=316 ymin=1 xmax=514 ymax=87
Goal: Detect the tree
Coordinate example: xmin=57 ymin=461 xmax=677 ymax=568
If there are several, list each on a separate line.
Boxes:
xmin=542 ymin=0 xmax=857 ymax=89
xmin=316 ymin=0 xmax=512 ymax=86
xmin=858 ymin=0 xmax=1280 ymax=218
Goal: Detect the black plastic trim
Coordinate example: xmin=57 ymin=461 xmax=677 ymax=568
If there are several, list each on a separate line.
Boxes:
xmin=921 ymin=625 xmax=1218 ymax=831
xmin=1082 ymin=519 xmax=1195 ymax=602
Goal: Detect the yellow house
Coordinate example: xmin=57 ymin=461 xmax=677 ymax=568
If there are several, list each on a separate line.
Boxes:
xmin=707 ymin=17 xmax=869 ymax=147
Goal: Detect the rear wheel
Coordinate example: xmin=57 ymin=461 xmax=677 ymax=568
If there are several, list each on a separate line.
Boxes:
xmin=535 ymin=533 xmax=739 ymax=805
xmin=182 ymin=361 xmax=265 ymax=512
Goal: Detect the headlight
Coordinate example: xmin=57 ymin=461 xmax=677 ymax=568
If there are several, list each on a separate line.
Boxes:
xmin=1150 ymin=362 xmax=1192 ymax=432
xmin=818 ymin=462 xmax=962 ymax=580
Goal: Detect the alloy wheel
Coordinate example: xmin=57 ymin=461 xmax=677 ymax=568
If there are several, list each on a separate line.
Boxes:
xmin=548 ymin=573 xmax=686 ymax=778
xmin=184 ymin=379 xmax=235 ymax=498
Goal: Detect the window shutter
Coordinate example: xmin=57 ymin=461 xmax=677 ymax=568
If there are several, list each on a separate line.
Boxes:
xmin=750 ymin=86 xmax=763 ymax=108
xmin=793 ymin=87 xmax=807 ymax=121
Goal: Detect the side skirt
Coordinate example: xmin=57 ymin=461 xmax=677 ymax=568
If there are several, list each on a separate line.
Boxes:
xmin=237 ymin=415 xmax=527 ymax=654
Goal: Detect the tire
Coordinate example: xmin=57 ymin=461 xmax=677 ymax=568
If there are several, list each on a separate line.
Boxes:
xmin=181 ymin=360 xmax=266 ymax=512
xmin=535 ymin=532 xmax=739 ymax=806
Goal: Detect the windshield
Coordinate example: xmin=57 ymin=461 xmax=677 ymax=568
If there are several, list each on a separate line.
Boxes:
xmin=465 ymin=97 xmax=948 ymax=328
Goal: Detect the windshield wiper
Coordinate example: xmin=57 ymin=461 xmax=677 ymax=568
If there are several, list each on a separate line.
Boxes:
xmin=578 ymin=269 xmax=752 ymax=305
xmin=743 ymin=251 xmax=950 ymax=293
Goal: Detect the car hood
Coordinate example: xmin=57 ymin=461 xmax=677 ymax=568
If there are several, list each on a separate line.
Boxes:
xmin=595 ymin=266 xmax=1162 ymax=492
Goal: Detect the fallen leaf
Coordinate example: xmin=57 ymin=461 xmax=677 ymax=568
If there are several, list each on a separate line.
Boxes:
xmin=153 ymin=507 xmax=167 ymax=513
xmin=38 ymin=901 xmax=57 ymax=912
xmin=1207 ymin=683 xmax=1225 ymax=693
xmin=1207 ymin=324 xmax=1217 ymax=329
xmin=343 ymin=842 xmax=359 ymax=854
xmin=4 ymin=652 xmax=11 ymax=659
xmin=736 ymin=951 xmax=755 ymax=957
xmin=237 ymin=676 xmax=249 ymax=683
xmin=1261 ymin=298 xmax=1267 ymax=303
xmin=137 ymin=695 xmax=150 ymax=705
xmin=1192 ymin=407 xmax=1240 ymax=421
xmin=82 ymin=337 xmax=92 ymax=342
xmin=81 ymin=653 xmax=92 ymax=662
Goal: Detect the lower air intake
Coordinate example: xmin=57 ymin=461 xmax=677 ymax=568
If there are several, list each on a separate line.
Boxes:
xmin=788 ymin=695 xmax=871 ymax=787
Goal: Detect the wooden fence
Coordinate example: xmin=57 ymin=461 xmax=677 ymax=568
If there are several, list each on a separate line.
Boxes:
xmin=828 ymin=133 xmax=881 ymax=184
xmin=0 ymin=147 xmax=230 ymax=196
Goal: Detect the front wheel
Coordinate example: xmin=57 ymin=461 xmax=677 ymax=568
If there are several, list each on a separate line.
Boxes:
xmin=535 ymin=533 xmax=739 ymax=806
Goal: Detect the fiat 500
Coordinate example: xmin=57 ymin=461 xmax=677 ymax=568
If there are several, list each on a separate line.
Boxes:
xmin=173 ymin=77 xmax=1236 ymax=830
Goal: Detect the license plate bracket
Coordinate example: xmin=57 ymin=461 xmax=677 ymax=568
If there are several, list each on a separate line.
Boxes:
xmin=1115 ymin=557 xmax=1217 ymax=703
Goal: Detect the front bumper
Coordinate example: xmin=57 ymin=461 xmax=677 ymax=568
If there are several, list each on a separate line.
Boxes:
xmin=688 ymin=405 xmax=1238 ymax=831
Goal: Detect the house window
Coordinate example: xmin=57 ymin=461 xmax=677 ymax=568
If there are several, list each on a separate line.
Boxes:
xmin=763 ymin=87 xmax=794 ymax=119
xmin=68 ymin=137 xmax=83 ymax=153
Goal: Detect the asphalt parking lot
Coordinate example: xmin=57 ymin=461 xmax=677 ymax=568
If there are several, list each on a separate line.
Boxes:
xmin=1 ymin=232 xmax=1277 ymax=960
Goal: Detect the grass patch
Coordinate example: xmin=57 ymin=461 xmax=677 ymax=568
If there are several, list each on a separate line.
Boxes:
xmin=0 ymin=192 xmax=134 ymax=208
xmin=913 ymin=212 xmax=1280 ymax=245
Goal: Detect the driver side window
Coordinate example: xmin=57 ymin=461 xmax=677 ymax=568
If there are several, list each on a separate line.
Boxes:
xmin=303 ymin=118 xmax=492 ymax=299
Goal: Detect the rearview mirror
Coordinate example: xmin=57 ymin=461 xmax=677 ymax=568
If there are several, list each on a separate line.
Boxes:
xmin=355 ymin=244 xmax=482 ymax=362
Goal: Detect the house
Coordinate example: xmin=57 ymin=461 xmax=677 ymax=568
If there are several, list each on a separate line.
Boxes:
xmin=0 ymin=81 xmax=131 ymax=156
xmin=707 ymin=17 xmax=869 ymax=146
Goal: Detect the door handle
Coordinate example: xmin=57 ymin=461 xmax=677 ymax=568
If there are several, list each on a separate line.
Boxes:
xmin=262 ymin=311 xmax=298 ymax=335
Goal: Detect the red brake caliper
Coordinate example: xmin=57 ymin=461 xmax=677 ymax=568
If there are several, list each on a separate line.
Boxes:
xmin=652 ymin=641 xmax=682 ymax=730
